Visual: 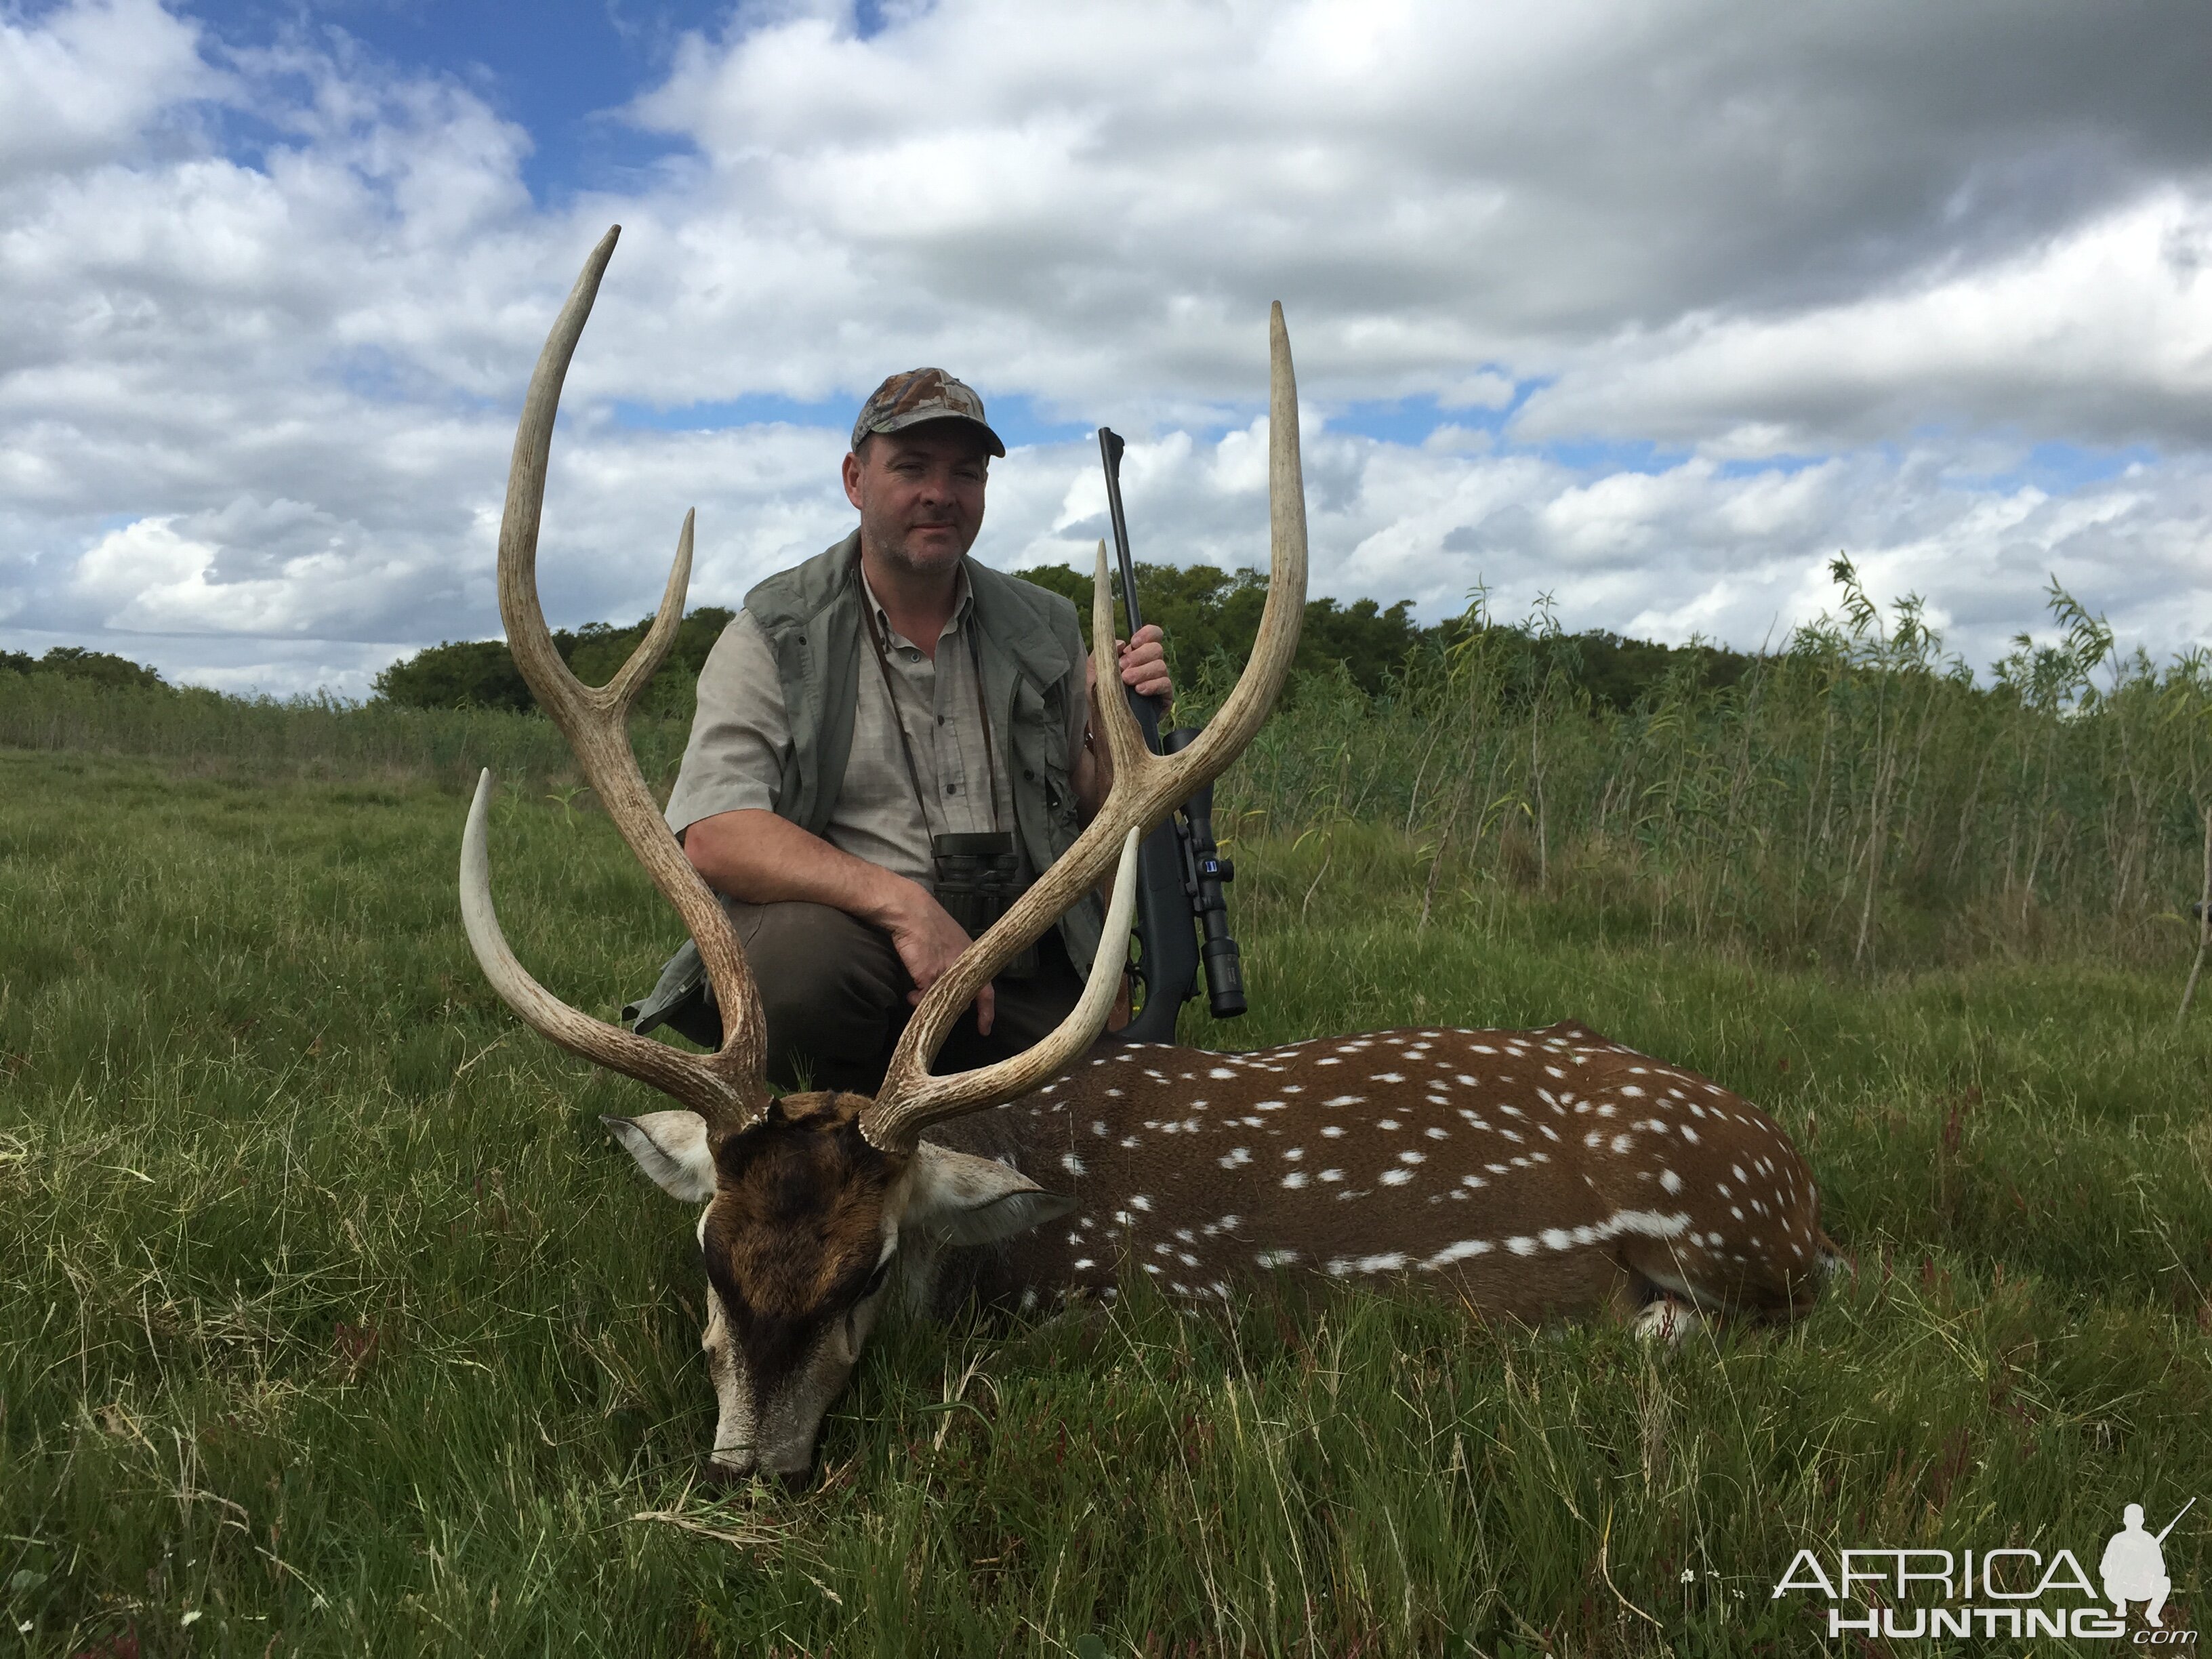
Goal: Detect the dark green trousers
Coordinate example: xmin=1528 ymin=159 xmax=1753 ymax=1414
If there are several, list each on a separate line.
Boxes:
xmin=626 ymin=902 xmax=1085 ymax=1097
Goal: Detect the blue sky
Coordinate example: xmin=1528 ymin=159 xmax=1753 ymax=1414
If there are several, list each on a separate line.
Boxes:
xmin=184 ymin=0 xmax=711 ymax=197
xmin=3 ymin=0 xmax=2209 ymax=695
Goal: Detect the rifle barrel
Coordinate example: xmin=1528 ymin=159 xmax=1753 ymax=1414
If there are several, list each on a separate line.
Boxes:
xmin=1096 ymin=426 xmax=1164 ymax=739
xmin=2155 ymin=1495 xmax=2196 ymax=1543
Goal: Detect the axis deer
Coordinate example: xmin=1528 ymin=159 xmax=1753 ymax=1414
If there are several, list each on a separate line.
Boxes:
xmin=460 ymin=228 xmax=1835 ymax=1483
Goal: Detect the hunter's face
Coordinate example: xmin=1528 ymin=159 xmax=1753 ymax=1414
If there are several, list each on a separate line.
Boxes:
xmin=844 ymin=422 xmax=991 ymax=579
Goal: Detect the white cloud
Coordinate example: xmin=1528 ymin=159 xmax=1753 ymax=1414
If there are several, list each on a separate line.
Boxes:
xmin=0 ymin=0 xmax=211 ymax=186
xmin=2 ymin=0 xmax=2211 ymax=694
xmin=1517 ymin=191 xmax=2212 ymax=449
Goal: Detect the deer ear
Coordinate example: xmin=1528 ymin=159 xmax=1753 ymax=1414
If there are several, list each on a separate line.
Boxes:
xmin=603 ymin=1111 xmax=717 ymax=1203
xmin=905 ymin=1144 xmax=1076 ymax=1246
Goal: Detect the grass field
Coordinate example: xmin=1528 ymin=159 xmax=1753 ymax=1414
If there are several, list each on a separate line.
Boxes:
xmin=3 ymin=747 xmax=2209 ymax=1656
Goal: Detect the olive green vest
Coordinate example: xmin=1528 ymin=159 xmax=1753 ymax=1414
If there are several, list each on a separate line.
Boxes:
xmin=742 ymin=531 xmax=1103 ymax=972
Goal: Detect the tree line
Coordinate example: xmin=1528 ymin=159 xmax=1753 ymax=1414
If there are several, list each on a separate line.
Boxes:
xmin=1 ymin=647 xmax=170 ymax=691
xmin=370 ymin=609 xmax=735 ymax=717
xmin=367 ymin=563 xmax=1756 ymax=716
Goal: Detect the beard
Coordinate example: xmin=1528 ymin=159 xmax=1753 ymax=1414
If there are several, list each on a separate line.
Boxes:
xmin=867 ymin=511 xmax=976 ymax=577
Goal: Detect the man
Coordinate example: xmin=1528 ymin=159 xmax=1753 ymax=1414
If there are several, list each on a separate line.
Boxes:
xmin=2100 ymin=1503 xmax=2173 ymax=1627
xmin=626 ymin=368 xmax=1171 ymax=1094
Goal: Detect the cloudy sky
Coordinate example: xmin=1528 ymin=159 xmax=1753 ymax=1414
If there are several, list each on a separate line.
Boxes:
xmin=3 ymin=0 xmax=2209 ymax=696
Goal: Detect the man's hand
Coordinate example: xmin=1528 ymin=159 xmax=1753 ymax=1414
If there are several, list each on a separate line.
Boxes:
xmin=1107 ymin=623 xmax=1172 ymax=703
xmin=1078 ymin=623 xmax=1172 ymax=821
xmin=684 ymin=809 xmax=1000 ymax=1036
xmin=883 ymin=880 xmax=996 ymax=1036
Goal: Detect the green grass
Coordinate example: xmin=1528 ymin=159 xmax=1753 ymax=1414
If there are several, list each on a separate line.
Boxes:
xmin=3 ymin=750 xmax=2208 ymax=1656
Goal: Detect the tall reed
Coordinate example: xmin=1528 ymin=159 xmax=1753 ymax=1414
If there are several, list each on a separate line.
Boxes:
xmin=0 ymin=675 xmax=690 ymax=793
xmin=9 ymin=559 xmax=2209 ymax=968
xmin=1192 ymin=561 xmax=2212 ymax=967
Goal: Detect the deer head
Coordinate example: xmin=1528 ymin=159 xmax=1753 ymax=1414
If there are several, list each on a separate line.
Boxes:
xmin=457 ymin=227 xmax=1307 ymax=1480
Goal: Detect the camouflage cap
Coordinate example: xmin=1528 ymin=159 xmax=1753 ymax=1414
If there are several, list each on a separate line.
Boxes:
xmin=850 ymin=368 xmax=1006 ymax=458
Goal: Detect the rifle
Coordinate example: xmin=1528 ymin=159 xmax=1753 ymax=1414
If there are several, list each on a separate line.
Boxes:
xmin=1097 ymin=427 xmax=1246 ymax=1042
xmin=2155 ymin=1496 xmax=2196 ymax=1544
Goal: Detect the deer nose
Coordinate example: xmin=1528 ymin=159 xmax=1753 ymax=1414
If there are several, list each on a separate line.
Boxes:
xmin=699 ymin=1454 xmax=754 ymax=1488
xmin=700 ymin=1453 xmax=813 ymax=1490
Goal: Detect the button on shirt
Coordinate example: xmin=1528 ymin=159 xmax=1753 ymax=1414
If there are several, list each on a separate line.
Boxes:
xmin=664 ymin=564 xmax=1092 ymax=893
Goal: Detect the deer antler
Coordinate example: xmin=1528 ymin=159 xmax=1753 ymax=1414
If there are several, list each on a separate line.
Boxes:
xmin=458 ymin=226 xmax=771 ymax=1140
xmin=859 ymin=303 xmax=1308 ymax=1151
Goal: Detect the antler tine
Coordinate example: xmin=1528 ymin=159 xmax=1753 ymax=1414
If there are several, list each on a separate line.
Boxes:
xmin=462 ymin=226 xmax=771 ymax=1139
xmin=865 ymin=827 xmax=1144 ymax=1140
xmin=462 ymin=771 xmax=757 ymax=1123
xmin=1150 ymin=302 xmax=1307 ymax=787
xmin=860 ymin=305 xmax=1308 ymax=1151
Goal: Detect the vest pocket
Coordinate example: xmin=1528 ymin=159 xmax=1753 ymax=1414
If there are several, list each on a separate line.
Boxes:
xmin=1013 ymin=678 xmax=1078 ymax=851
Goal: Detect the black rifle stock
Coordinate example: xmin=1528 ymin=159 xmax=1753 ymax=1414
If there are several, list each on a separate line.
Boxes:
xmin=1097 ymin=428 xmax=1246 ymax=1043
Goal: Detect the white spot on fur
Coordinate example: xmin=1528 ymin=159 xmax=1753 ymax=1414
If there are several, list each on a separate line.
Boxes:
xmin=1420 ymin=1238 xmax=1493 ymax=1267
xmin=1326 ymin=1252 xmax=1408 ymax=1276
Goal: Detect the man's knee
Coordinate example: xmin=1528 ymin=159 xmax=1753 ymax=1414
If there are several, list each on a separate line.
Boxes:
xmin=739 ymin=902 xmax=905 ymax=1029
xmin=730 ymin=911 xmax=902 ymax=1066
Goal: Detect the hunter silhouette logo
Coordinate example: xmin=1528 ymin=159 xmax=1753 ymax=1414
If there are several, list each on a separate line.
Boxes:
xmin=2104 ymin=1500 xmax=2192 ymax=1630
xmin=1771 ymin=1498 xmax=2197 ymax=1643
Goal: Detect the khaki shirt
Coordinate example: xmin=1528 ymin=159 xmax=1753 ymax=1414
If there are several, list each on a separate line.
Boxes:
xmin=665 ymin=565 xmax=1092 ymax=890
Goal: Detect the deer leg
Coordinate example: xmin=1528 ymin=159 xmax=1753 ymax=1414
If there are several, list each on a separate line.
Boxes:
xmin=1631 ymin=1294 xmax=1712 ymax=1344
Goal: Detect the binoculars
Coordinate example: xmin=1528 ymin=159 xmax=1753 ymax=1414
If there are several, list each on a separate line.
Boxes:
xmin=931 ymin=831 xmax=1038 ymax=980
